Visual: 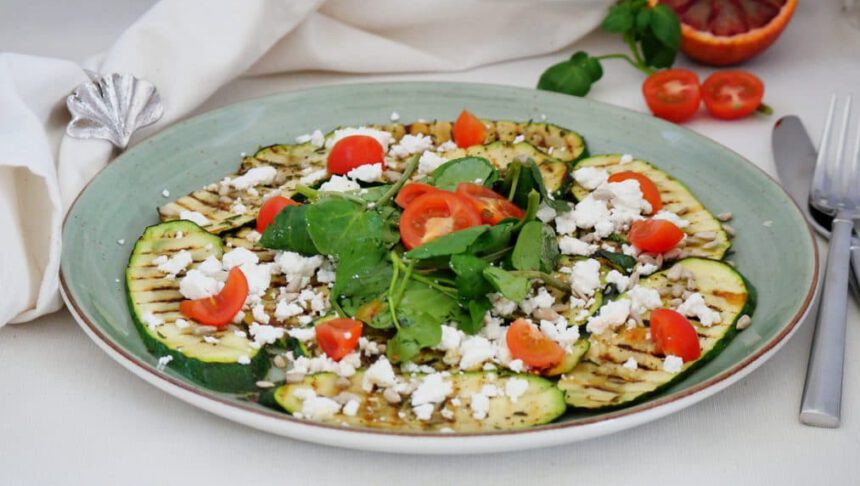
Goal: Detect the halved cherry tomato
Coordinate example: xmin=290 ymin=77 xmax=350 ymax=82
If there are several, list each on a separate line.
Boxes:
xmin=608 ymin=171 xmax=662 ymax=214
xmin=642 ymin=69 xmax=701 ymax=123
xmin=628 ymin=219 xmax=685 ymax=253
xmin=650 ymin=308 xmax=701 ymax=362
xmin=179 ymin=267 xmax=248 ymax=327
xmin=455 ymin=183 xmax=524 ymax=225
xmin=506 ymin=318 xmax=565 ymax=370
xmin=399 ymin=191 xmax=482 ymax=250
xmin=256 ymin=196 xmax=299 ymax=233
xmin=701 ymin=71 xmax=765 ymax=120
xmin=327 ymin=135 xmax=385 ymax=175
xmin=315 ymin=318 xmax=363 ymax=361
xmin=395 ymin=182 xmax=442 ymax=209
xmin=452 ymin=110 xmax=486 ymax=148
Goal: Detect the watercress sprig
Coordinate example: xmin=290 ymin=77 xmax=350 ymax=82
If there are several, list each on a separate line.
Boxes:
xmin=537 ymin=0 xmax=681 ymax=96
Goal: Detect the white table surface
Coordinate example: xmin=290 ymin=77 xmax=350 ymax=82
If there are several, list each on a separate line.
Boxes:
xmin=2 ymin=2 xmax=860 ymax=485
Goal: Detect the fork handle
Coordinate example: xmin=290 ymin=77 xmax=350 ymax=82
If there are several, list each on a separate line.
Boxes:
xmin=800 ymin=216 xmax=853 ymax=427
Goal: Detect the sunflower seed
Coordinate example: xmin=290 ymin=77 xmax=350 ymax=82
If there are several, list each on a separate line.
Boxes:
xmin=682 ymin=290 xmax=693 ymax=299
xmin=686 ymin=278 xmax=697 ymax=290
xmin=703 ymin=240 xmax=722 ymax=249
xmin=383 ymin=387 xmax=402 ymax=404
xmin=285 ymin=371 xmax=306 ymax=383
xmin=655 ymin=253 xmax=664 ymax=268
xmin=273 ymin=355 xmax=288 ymax=369
xmin=192 ymin=325 xmax=217 ymax=336
xmin=664 ymin=248 xmax=683 ymax=260
xmin=722 ymin=224 xmax=736 ymax=237
xmin=668 ymin=298 xmax=683 ymax=307
xmin=658 ymin=286 xmax=672 ymax=297
xmin=335 ymin=377 xmax=352 ymax=388
xmin=666 ymin=265 xmax=684 ymax=281
xmin=718 ymin=212 xmax=733 ymax=222
xmin=694 ymin=231 xmax=717 ymax=240
xmin=736 ymin=314 xmax=752 ymax=330
xmin=671 ymin=284 xmax=684 ymax=297
xmin=256 ymin=380 xmax=275 ymax=389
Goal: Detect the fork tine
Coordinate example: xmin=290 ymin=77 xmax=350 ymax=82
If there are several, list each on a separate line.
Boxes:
xmin=813 ymin=94 xmax=838 ymax=200
xmin=834 ymin=95 xmax=853 ymax=201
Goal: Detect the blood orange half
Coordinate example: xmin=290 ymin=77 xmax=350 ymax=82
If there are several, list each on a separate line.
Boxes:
xmin=652 ymin=0 xmax=797 ymax=66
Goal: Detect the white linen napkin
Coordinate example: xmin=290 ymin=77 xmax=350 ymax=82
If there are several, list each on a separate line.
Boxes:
xmin=0 ymin=0 xmax=610 ymax=326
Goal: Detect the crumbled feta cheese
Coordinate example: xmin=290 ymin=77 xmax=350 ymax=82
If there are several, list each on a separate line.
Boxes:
xmin=536 ymin=203 xmax=558 ymax=223
xmin=436 ymin=140 xmax=458 ymax=152
xmin=251 ymin=304 xmax=270 ymax=324
xmin=228 ymin=166 xmax=277 ymax=190
xmin=179 ymin=210 xmax=210 ymax=226
xmin=663 ymin=355 xmax=684 ymax=373
xmin=623 ymin=357 xmax=638 ymax=370
xmin=241 ymin=263 xmax=272 ymax=297
xmin=203 ymin=335 xmax=219 ymax=344
xmin=513 ymin=134 xmax=525 ymax=144
xmin=507 ymin=359 xmax=525 ymax=372
xmin=174 ymin=318 xmax=189 ymax=329
xmin=157 ymin=250 xmax=193 ymax=276
xmin=296 ymin=129 xmax=325 ymax=148
xmin=763 ymin=220 xmax=773 ymax=227
xmin=436 ymin=325 xmax=463 ymax=352
xmin=605 ymin=270 xmax=630 ymax=292
xmin=571 ymin=197 xmax=612 ymax=235
xmin=605 ymin=179 xmax=651 ymax=225
xmin=620 ymin=154 xmax=633 ymax=164
xmin=622 ymin=244 xmax=639 ymax=257
xmin=628 ymin=286 xmax=663 ymax=316
xmin=161 ymin=189 xmax=170 ymax=198
xmin=237 ymin=355 xmax=251 ymax=365
xmin=389 ymin=134 xmax=434 ymax=159
xmin=676 ymin=292 xmax=722 ymax=327
xmin=469 ymin=384 xmax=500 ymax=420
xmin=346 ymin=163 xmax=384 ymax=183
xmin=417 ymin=150 xmax=448 ymax=176
xmin=653 ymin=210 xmax=690 ymax=228
xmin=342 ymin=399 xmax=360 ymax=417
xmin=197 ymin=256 xmax=222 ymax=276
xmin=490 ymin=293 xmax=517 ymax=317
xmin=141 ymin=312 xmax=162 ymax=330
xmin=521 ymin=287 xmax=555 ymax=314
xmin=637 ymin=262 xmax=659 ymax=276
xmin=558 ymin=236 xmax=596 ymax=256
xmin=117 ymin=238 xmax=125 ymax=245
xmin=390 ymin=111 xmax=400 ymax=121
xmin=413 ymin=403 xmax=435 ymax=421
xmin=231 ymin=201 xmax=248 ymax=214
xmin=358 ymin=337 xmax=382 ymax=356
xmin=540 ymin=317 xmax=580 ymax=350
xmin=586 ymin=299 xmax=631 ymax=335
xmin=295 ymin=388 xmax=342 ymax=420
xmin=274 ymin=251 xmax=323 ymax=290
xmin=249 ymin=323 xmax=285 ymax=346
xmin=411 ymin=373 xmax=453 ymax=407
xmin=222 ymin=247 xmax=259 ymax=269
xmin=156 ymin=355 xmax=173 ymax=370
xmin=287 ymin=327 xmax=316 ymax=342
xmin=505 ymin=377 xmax=529 ymax=403
xmin=319 ymin=175 xmax=361 ymax=193
xmin=178 ymin=269 xmax=221 ymax=300
xmin=571 ymin=258 xmax=602 ymax=297
xmin=363 ymin=357 xmax=397 ymax=391
xmin=326 ymin=127 xmax=394 ymax=151
xmin=481 ymin=314 xmax=505 ymax=340
xmin=573 ymin=167 xmax=609 ymax=190
xmin=459 ymin=336 xmax=496 ymax=370
xmin=300 ymin=168 xmax=328 ymax=185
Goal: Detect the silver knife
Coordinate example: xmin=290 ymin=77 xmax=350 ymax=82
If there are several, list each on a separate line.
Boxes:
xmin=772 ymin=115 xmax=860 ymax=302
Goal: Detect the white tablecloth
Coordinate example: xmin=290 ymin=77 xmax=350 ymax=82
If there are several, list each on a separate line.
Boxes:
xmin=1 ymin=2 xmax=858 ymax=484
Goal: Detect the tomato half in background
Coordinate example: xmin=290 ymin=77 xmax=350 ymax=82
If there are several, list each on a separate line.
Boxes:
xmin=316 ymin=318 xmax=363 ymax=361
xmin=327 ymin=135 xmax=385 ymax=175
xmin=452 ymin=110 xmax=486 ymax=148
xmin=701 ymin=71 xmax=765 ymax=120
xmin=179 ymin=267 xmax=248 ymax=327
xmin=394 ymin=182 xmax=442 ymax=209
xmin=649 ymin=308 xmax=701 ymax=362
xmin=628 ymin=219 xmax=685 ymax=253
xmin=506 ymin=318 xmax=565 ymax=370
xmin=455 ymin=183 xmax=524 ymax=225
xmin=607 ymin=171 xmax=662 ymax=214
xmin=399 ymin=191 xmax=482 ymax=250
xmin=642 ymin=69 xmax=701 ymax=123
xmin=256 ymin=196 xmax=299 ymax=233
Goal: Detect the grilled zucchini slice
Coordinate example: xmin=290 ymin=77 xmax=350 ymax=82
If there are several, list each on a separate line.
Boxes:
xmin=558 ymin=258 xmax=755 ymax=410
xmin=273 ymin=371 xmax=565 ymax=431
xmin=125 ymin=221 xmax=268 ymax=391
xmin=570 ymin=155 xmax=731 ymax=260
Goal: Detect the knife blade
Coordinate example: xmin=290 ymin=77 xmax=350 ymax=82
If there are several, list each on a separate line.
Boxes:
xmin=772 ymin=115 xmax=860 ymax=302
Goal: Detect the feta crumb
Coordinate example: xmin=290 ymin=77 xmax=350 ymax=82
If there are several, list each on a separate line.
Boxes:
xmin=574 ymin=167 xmax=609 ymax=190
xmin=161 ymin=189 xmax=170 ymax=198
xmin=620 ymin=154 xmax=633 ymax=164
xmin=436 ymin=325 xmax=463 ymax=352
xmin=571 ymin=258 xmax=602 ymax=297
xmin=299 ymin=168 xmax=328 ymax=185
xmin=586 ymin=299 xmax=631 ymax=335
xmin=469 ymin=384 xmax=499 ymax=420
xmin=605 ymin=270 xmax=630 ymax=292
xmin=228 ymin=166 xmax=277 ymax=190
xmin=623 ymin=357 xmax=638 ymax=370
xmin=390 ymin=111 xmax=400 ymax=121
xmin=117 ymin=238 xmax=125 ymax=245
xmin=417 ymin=150 xmax=448 ymax=176
xmin=490 ymin=293 xmax=517 ymax=317
xmin=174 ymin=318 xmax=189 ymax=329
xmin=763 ymin=220 xmax=773 ymax=227
xmin=342 ymin=399 xmax=360 ymax=417
xmin=459 ymin=336 xmax=496 ymax=370
xmin=436 ymin=140 xmax=458 ymax=152
xmin=287 ymin=327 xmax=316 ymax=342
xmin=389 ymin=134 xmax=434 ymax=159
xmin=222 ymin=247 xmax=259 ymax=269
xmin=295 ymin=388 xmax=342 ymax=420
xmin=504 ymin=377 xmax=529 ymax=403
xmin=507 ymin=359 xmax=525 ymax=372
xmin=346 ymin=163 xmax=384 ymax=183
xmin=637 ymin=262 xmax=659 ymax=276
xmin=157 ymin=250 xmax=193 ymax=276
xmin=156 ymin=355 xmax=173 ymax=370
xmin=363 ymin=357 xmax=397 ymax=391
xmin=244 ymin=230 xmax=262 ymax=243
xmin=411 ymin=373 xmax=453 ymax=407
xmin=178 ymin=269 xmax=222 ymax=301
xmin=558 ymin=236 xmax=596 ymax=256
xmin=676 ymin=292 xmax=722 ymax=327
xmin=179 ymin=210 xmax=210 ymax=226
xmin=140 ymin=312 xmax=163 ymax=330
xmin=203 ymin=335 xmax=219 ymax=344
xmin=536 ymin=203 xmax=558 ymax=223
xmin=540 ymin=317 xmax=580 ymax=351
xmin=326 ymin=127 xmax=394 ymax=151
xmin=249 ymin=322 xmax=285 ymax=346
xmin=663 ymin=355 xmax=684 ymax=373
xmin=296 ymin=129 xmax=326 ymax=148
xmin=653 ymin=210 xmax=689 ymax=228
xmin=513 ymin=134 xmax=525 ymax=144
xmin=251 ymin=304 xmax=270 ymax=324
xmin=319 ymin=175 xmax=361 ymax=193
xmin=237 ymin=355 xmax=251 ymax=365
xmin=413 ymin=403 xmax=435 ymax=421
xmin=570 ymin=197 xmax=611 ymax=235
xmin=628 ymin=286 xmax=663 ymax=316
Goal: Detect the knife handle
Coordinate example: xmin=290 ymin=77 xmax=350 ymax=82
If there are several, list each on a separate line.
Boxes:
xmin=800 ymin=218 xmax=853 ymax=427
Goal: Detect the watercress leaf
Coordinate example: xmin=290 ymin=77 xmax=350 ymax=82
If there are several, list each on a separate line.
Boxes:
xmin=512 ymin=221 xmax=543 ymax=271
xmin=602 ymin=4 xmax=635 ymax=33
xmin=306 ymin=198 xmax=382 ymax=256
xmin=537 ymin=61 xmax=593 ymax=97
xmin=569 ymin=50 xmax=589 ymax=64
xmin=385 ymin=281 xmax=466 ymax=362
xmin=376 ymin=205 xmax=401 ymax=248
xmin=539 ymin=223 xmax=560 ymax=273
xmin=569 ymin=51 xmax=603 ymax=83
xmin=450 ymin=254 xmax=492 ymax=300
xmin=466 ymin=220 xmax=516 ymax=256
xmin=331 ymin=244 xmax=392 ymax=315
xmin=649 ymin=4 xmax=681 ymax=50
xmin=635 ymin=7 xmax=652 ymax=36
xmin=482 ymin=266 xmax=530 ymax=303
xmin=464 ymin=297 xmax=492 ymax=335
xmin=596 ymin=249 xmax=637 ymax=273
xmin=405 ymin=225 xmax=490 ymax=260
xmin=357 ymin=184 xmax=394 ymax=203
xmin=502 ymin=159 xmax=547 ymax=209
xmin=641 ymin=33 xmax=677 ymax=68
xmin=605 ymin=232 xmax=629 ymax=245
xmin=259 ymin=204 xmax=318 ymax=255
xmin=430 ymin=157 xmax=499 ymax=191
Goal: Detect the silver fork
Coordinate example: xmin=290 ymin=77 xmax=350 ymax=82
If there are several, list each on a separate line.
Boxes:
xmin=800 ymin=94 xmax=860 ymax=427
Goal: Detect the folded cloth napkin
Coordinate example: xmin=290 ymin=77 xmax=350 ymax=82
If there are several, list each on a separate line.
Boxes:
xmin=0 ymin=0 xmax=610 ymax=326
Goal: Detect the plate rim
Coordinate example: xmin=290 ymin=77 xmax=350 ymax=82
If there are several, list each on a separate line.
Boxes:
xmin=59 ymin=80 xmax=820 ymax=451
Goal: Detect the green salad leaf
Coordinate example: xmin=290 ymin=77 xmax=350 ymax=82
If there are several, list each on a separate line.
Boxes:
xmin=450 ymin=254 xmax=492 ymax=300
xmin=406 ymin=225 xmax=490 ymax=260
xmin=259 ymin=204 xmax=317 ymax=255
xmin=306 ymin=198 xmax=382 ymax=256
xmin=430 ymin=157 xmax=499 ymax=191
xmin=483 ymin=266 xmax=530 ymax=303
xmin=596 ymin=250 xmax=637 ymax=273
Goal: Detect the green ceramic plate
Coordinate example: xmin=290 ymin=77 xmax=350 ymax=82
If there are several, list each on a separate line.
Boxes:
xmin=61 ymin=82 xmax=817 ymax=454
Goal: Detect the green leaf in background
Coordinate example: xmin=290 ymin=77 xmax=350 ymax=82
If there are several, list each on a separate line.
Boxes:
xmin=641 ymin=34 xmax=677 ymax=69
xmin=537 ymin=61 xmax=593 ymax=97
xmin=602 ymin=3 xmax=635 ymax=33
xmin=570 ymin=51 xmax=603 ymax=82
xmin=596 ymin=250 xmax=637 ymax=273
xmin=649 ymin=4 xmax=681 ymax=50
xmin=430 ymin=157 xmax=499 ymax=191
xmin=635 ymin=7 xmax=652 ymax=36
xmin=259 ymin=204 xmax=317 ymax=255
xmin=450 ymin=254 xmax=492 ymax=300
xmin=405 ymin=225 xmax=490 ymax=260
xmin=483 ymin=266 xmax=530 ymax=303
xmin=306 ymin=197 xmax=382 ymax=256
